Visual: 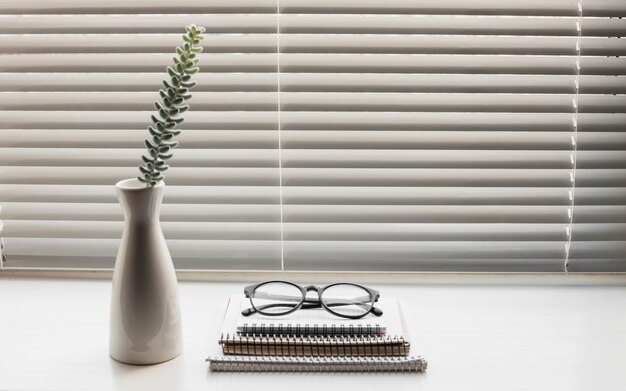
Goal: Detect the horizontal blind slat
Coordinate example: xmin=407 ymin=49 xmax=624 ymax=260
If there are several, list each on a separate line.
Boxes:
xmin=8 ymin=149 xmax=621 ymax=171
xmin=0 ymin=34 xmax=278 ymax=54
xmin=0 ymin=111 xmax=278 ymax=130
xmin=0 ymin=0 xmax=276 ymax=14
xmin=1 ymin=92 xmax=620 ymax=114
xmin=279 ymin=0 xmax=581 ymax=16
xmin=0 ymin=148 xmax=278 ymax=167
xmin=3 ymin=220 xmax=281 ymax=240
xmin=0 ymin=14 xmax=277 ymax=34
xmin=0 ymin=167 xmax=280 ymax=185
xmin=0 ymin=73 xmax=278 ymax=92
xmin=282 ymin=223 xmax=568 ymax=241
xmin=282 ymin=187 xmax=572 ymax=205
xmin=0 ymin=185 xmax=280 ymax=204
xmin=280 ymin=112 xmax=574 ymax=131
xmin=281 ymin=15 xmax=580 ymax=35
xmin=1 ymin=202 xmax=281 ymax=222
xmin=3 ymin=238 xmax=282 ymax=270
xmin=281 ymin=205 xmax=569 ymax=223
xmin=0 ymin=53 xmax=278 ymax=72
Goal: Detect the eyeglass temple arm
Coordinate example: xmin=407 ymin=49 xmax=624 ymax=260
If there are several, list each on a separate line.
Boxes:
xmin=242 ymin=302 xmax=383 ymax=317
xmin=251 ymin=292 xmax=377 ymax=304
xmin=241 ymin=293 xmax=383 ymax=316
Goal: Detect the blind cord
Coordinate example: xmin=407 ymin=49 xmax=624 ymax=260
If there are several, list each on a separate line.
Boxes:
xmin=277 ymin=0 xmax=285 ymax=271
xmin=564 ymin=0 xmax=583 ymax=273
xmin=0 ymin=206 xmax=5 ymax=269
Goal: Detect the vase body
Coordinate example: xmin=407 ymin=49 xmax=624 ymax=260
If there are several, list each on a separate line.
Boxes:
xmin=109 ymin=178 xmax=182 ymax=364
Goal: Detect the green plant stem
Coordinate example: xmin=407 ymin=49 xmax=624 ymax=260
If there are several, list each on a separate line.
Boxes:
xmin=138 ymin=24 xmax=205 ymax=186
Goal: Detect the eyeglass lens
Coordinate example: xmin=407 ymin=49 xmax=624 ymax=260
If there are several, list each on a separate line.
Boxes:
xmin=250 ymin=281 xmax=304 ymax=315
xmin=321 ymin=283 xmax=373 ymax=317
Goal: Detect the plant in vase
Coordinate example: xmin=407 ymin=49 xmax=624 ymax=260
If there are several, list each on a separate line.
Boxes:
xmin=110 ymin=24 xmax=205 ymax=365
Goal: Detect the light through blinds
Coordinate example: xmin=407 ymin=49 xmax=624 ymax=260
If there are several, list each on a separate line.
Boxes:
xmin=0 ymin=0 xmax=624 ymax=272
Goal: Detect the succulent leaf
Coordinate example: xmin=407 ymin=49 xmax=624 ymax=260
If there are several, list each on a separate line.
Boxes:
xmin=151 ymin=114 xmax=164 ymax=125
xmin=145 ymin=139 xmax=157 ymax=149
xmin=154 ymin=101 xmax=166 ymax=112
xmin=148 ymin=126 xmax=160 ymax=137
xmin=166 ymin=66 xmax=178 ymax=78
xmin=180 ymin=81 xmax=197 ymax=89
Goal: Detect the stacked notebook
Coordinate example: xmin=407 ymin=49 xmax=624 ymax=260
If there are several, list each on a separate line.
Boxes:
xmin=206 ymin=295 xmax=427 ymax=373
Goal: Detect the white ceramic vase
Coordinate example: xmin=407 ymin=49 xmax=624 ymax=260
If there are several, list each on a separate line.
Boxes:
xmin=109 ymin=178 xmax=182 ymax=365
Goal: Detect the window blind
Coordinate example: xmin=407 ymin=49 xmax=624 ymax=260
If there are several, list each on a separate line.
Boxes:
xmin=0 ymin=0 xmax=624 ymax=272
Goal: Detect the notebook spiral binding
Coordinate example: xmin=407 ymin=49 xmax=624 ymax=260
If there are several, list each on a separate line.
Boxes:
xmin=238 ymin=323 xmax=385 ymax=336
xmin=207 ymin=356 xmax=428 ymax=373
xmin=219 ymin=333 xmax=410 ymax=357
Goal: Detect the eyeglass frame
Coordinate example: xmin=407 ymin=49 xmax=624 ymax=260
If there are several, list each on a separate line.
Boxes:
xmin=242 ymin=280 xmax=383 ymax=320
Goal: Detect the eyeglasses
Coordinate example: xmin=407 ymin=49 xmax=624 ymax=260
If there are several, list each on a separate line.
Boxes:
xmin=242 ymin=281 xmax=383 ymax=319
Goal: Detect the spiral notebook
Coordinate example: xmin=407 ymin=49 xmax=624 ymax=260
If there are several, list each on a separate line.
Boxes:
xmin=219 ymin=334 xmax=410 ymax=356
xmin=209 ymin=356 xmax=427 ymax=373
xmin=219 ymin=295 xmax=410 ymax=356
xmin=206 ymin=295 xmax=428 ymax=372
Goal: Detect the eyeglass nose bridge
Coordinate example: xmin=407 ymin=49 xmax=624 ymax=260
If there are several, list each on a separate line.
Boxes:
xmin=302 ymin=285 xmax=323 ymax=301
xmin=303 ymin=285 xmax=320 ymax=293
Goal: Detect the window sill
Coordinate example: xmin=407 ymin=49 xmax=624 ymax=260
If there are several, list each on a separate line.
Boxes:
xmin=1 ymin=274 xmax=625 ymax=391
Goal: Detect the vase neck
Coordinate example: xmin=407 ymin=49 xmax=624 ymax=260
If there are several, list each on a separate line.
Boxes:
xmin=116 ymin=182 xmax=164 ymax=222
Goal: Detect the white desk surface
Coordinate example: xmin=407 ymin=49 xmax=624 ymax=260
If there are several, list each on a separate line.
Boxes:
xmin=1 ymin=274 xmax=625 ymax=391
